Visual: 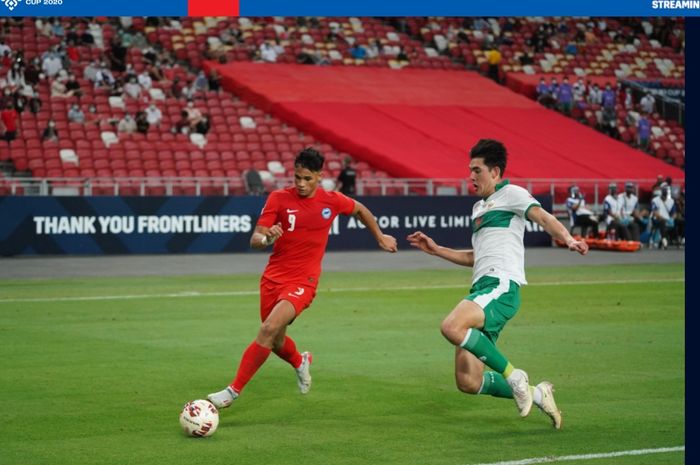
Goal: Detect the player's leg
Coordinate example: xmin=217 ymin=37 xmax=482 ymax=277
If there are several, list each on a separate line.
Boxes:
xmin=454 ymin=347 xmax=513 ymax=398
xmin=269 ymin=283 xmax=316 ymax=393
xmin=441 ymin=278 xmax=532 ymax=416
xmin=272 ymin=327 xmax=312 ymax=394
xmin=208 ymin=300 xmax=296 ymax=408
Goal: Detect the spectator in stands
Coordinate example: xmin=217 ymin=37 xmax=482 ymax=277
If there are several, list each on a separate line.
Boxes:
xmin=349 ymin=43 xmax=367 ymax=60
xmin=651 ymin=174 xmax=665 ymax=197
xmin=650 ymin=182 xmax=675 ymax=249
xmin=637 ymin=114 xmax=651 ymax=151
xmin=135 ymin=111 xmax=149 ymax=135
xmin=50 ymin=75 xmax=76 ymax=98
xmin=193 ymin=70 xmax=209 ymax=94
xmin=397 ymin=46 xmax=409 ymax=62
xmin=170 ymin=76 xmax=184 ymax=99
xmin=85 ymin=104 xmax=101 ymax=126
xmin=220 ymin=25 xmax=243 ymax=46
xmin=535 ymin=77 xmax=549 ymax=103
xmin=486 ymin=46 xmax=501 ymax=83
xmin=0 ymin=38 xmax=10 ymax=58
xmin=194 ymin=114 xmax=211 ymax=136
xmin=6 ymin=63 xmax=25 ymax=89
xmin=564 ymin=41 xmax=578 ymax=55
xmin=67 ymin=103 xmax=86 ymax=124
xmin=41 ymin=49 xmax=63 ymax=79
xmin=587 ymin=83 xmax=602 ymax=106
xmin=65 ymin=73 xmax=82 ymax=98
xmin=518 ymin=46 xmax=534 ymax=66
xmin=617 ymin=181 xmax=642 ymax=241
xmin=145 ymin=103 xmax=162 ymax=128
xmin=117 ymin=113 xmax=137 ymax=133
xmin=23 ymin=57 xmax=40 ymax=87
xmin=602 ymin=82 xmax=616 ymax=111
xmin=181 ymin=79 xmax=196 ymax=100
xmin=557 ymin=77 xmax=573 ymax=115
xmin=603 ymin=183 xmax=627 ymax=240
xmin=260 ymin=41 xmax=279 ymax=63
xmin=124 ymin=76 xmax=142 ymax=100
xmin=572 ymin=78 xmax=586 ymax=107
xmin=95 ymin=63 xmax=116 ymax=89
xmin=172 ymin=110 xmax=190 ymax=135
xmin=108 ymin=37 xmax=127 ymax=72
xmin=207 ymin=70 xmax=222 ymax=93
xmin=184 ymin=100 xmax=203 ymax=128
xmin=336 ymin=157 xmax=357 ymax=196
xmin=137 ymin=70 xmax=153 ymax=91
xmin=12 ymin=87 xmax=27 ymax=114
xmin=640 ymin=92 xmax=655 ymax=114
xmin=51 ymin=19 xmax=65 ymax=38
xmin=1 ymin=101 xmax=18 ymax=143
xmin=366 ymin=39 xmax=381 ymax=59
xmin=28 ymin=88 xmax=42 ymax=114
xmin=566 ymin=185 xmax=598 ymax=237
xmin=41 ymin=119 xmax=59 ymax=142
xmin=83 ymin=59 xmax=100 ymax=84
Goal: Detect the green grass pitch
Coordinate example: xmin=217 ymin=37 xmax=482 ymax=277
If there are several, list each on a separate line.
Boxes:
xmin=0 ymin=263 xmax=684 ymax=465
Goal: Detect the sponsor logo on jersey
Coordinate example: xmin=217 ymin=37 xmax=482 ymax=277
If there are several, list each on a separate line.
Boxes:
xmin=286 ymin=209 xmax=299 ymax=213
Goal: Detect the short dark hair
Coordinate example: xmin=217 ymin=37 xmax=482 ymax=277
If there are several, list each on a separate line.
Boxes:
xmin=295 ymin=147 xmax=325 ymax=172
xmin=470 ymin=139 xmax=507 ymax=177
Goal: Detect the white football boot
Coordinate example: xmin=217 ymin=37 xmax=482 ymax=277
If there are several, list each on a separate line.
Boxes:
xmin=506 ymin=368 xmax=533 ymax=417
xmin=207 ymin=386 xmax=238 ymax=409
xmin=295 ymin=351 xmax=313 ymax=394
xmin=535 ymin=381 xmax=562 ymax=429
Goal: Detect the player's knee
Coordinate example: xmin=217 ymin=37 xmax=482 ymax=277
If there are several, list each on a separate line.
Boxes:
xmin=440 ymin=317 xmax=460 ymax=343
xmin=258 ymin=320 xmax=281 ymax=343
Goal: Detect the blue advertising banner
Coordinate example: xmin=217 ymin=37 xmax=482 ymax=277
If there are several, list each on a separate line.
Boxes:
xmin=0 ymin=195 xmax=552 ymax=256
xmin=0 ymin=0 xmax=698 ymax=16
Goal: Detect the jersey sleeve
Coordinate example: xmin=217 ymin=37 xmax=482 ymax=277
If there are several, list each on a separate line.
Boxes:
xmin=256 ymin=191 xmax=281 ymax=228
xmin=331 ymin=191 xmax=356 ymax=215
xmin=510 ymin=186 xmax=541 ymax=219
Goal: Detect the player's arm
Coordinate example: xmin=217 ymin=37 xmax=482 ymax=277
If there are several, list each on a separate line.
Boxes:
xmin=250 ymin=223 xmax=284 ymax=250
xmin=527 ymin=205 xmax=588 ymax=255
xmin=407 ymin=231 xmax=474 ymax=267
xmin=352 ymin=200 xmax=398 ymax=252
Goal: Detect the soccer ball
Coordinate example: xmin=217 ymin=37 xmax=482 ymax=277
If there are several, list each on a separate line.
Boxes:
xmin=179 ymin=399 xmax=219 ymax=437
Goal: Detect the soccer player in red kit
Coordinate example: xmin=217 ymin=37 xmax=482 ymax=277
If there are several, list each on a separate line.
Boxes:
xmin=208 ymin=148 xmax=398 ymax=409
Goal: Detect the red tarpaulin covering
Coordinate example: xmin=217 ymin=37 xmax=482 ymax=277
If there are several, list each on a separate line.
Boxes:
xmin=207 ymin=62 xmax=684 ymax=186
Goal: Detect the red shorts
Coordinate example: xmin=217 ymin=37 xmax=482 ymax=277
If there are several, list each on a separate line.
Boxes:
xmin=259 ymin=277 xmax=317 ymax=321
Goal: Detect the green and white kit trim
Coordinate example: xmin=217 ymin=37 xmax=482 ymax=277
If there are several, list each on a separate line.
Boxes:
xmin=471 ymin=180 xmax=541 ymax=286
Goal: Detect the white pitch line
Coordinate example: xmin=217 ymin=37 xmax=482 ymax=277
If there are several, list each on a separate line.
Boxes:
xmin=468 ymin=445 xmax=684 ymax=465
xmin=0 ymin=278 xmax=684 ymax=304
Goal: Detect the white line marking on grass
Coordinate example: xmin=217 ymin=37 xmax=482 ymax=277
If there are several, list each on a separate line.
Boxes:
xmin=468 ymin=445 xmax=684 ymax=465
xmin=0 ymin=278 xmax=684 ymax=304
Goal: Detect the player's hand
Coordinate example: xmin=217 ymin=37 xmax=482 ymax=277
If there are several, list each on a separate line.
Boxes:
xmin=567 ymin=238 xmax=589 ymax=255
xmin=378 ymin=234 xmax=398 ymax=253
xmin=266 ymin=223 xmax=284 ymax=243
xmin=407 ymin=231 xmax=438 ymax=255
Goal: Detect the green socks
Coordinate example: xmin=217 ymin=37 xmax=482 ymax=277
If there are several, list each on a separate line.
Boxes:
xmin=460 ymin=328 xmax=510 ymax=374
xmin=479 ymin=371 xmax=513 ymax=398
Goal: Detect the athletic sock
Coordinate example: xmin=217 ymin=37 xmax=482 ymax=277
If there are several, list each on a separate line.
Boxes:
xmin=460 ymin=328 xmax=510 ymax=374
xmin=273 ymin=336 xmax=303 ymax=369
xmin=478 ymin=371 xmax=514 ymax=398
xmin=532 ymin=385 xmax=543 ymax=407
xmin=231 ymin=341 xmax=272 ymax=393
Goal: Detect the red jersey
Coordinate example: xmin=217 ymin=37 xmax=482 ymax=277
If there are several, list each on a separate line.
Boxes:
xmin=257 ymin=186 xmax=355 ymax=287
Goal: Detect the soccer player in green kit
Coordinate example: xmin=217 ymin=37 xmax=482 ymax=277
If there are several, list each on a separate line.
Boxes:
xmin=408 ymin=139 xmax=588 ymax=429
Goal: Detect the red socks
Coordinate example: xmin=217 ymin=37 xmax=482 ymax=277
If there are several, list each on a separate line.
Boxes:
xmin=231 ymin=341 xmax=272 ymax=393
xmin=274 ymin=336 xmax=303 ymax=369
